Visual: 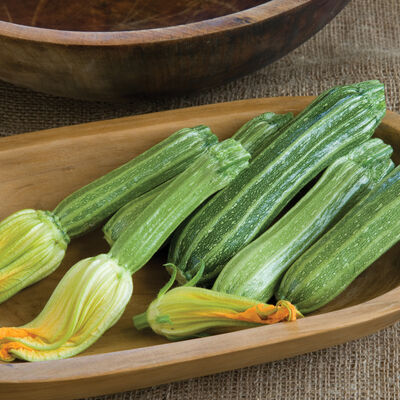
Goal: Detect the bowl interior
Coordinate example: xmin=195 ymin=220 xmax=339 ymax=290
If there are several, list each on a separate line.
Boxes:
xmin=0 ymin=0 xmax=268 ymax=31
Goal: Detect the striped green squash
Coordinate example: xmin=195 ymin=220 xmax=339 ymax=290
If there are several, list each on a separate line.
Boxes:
xmin=110 ymin=139 xmax=251 ymax=273
xmin=232 ymin=112 xmax=293 ymax=157
xmin=213 ymin=139 xmax=394 ymax=301
xmin=103 ymin=180 xmax=171 ymax=246
xmin=276 ymin=165 xmax=400 ymax=314
xmin=168 ymin=81 xmax=387 ymax=285
xmin=55 ymin=125 xmax=217 ymax=237
xmin=103 ymin=112 xmax=293 ymax=245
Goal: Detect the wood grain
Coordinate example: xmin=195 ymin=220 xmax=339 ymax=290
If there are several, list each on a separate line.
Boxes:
xmin=0 ymin=0 xmax=350 ymax=100
xmin=0 ymin=97 xmax=399 ymax=400
xmin=0 ymin=0 xmax=267 ymax=31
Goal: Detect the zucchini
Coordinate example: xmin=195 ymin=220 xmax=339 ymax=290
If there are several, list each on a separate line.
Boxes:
xmin=54 ymin=125 xmax=217 ymax=237
xmin=232 ymin=112 xmax=293 ymax=157
xmin=213 ymin=139 xmax=394 ymax=301
xmin=276 ymin=165 xmax=400 ymax=314
xmin=168 ymin=81 xmax=387 ymax=284
xmin=110 ymin=139 xmax=251 ymax=273
xmin=103 ymin=112 xmax=293 ymax=245
xmin=0 ymin=139 xmax=250 ymax=362
xmin=0 ymin=125 xmax=217 ymax=303
xmin=103 ymin=179 xmax=171 ymax=245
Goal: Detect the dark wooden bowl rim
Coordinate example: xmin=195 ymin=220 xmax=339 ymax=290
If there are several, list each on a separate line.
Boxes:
xmin=0 ymin=0 xmax=310 ymax=45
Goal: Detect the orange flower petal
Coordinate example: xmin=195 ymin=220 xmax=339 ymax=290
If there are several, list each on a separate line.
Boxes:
xmin=210 ymin=301 xmax=299 ymax=325
xmin=0 ymin=341 xmax=32 ymax=362
xmin=277 ymin=300 xmax=300 ymax=321
xmin=0 ymin=327 xmax=37 ymax=341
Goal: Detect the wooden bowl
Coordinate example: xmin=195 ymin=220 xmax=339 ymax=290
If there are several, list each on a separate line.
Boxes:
xmin=0 ymin=0 xmax=350 ymax=101
xmin=1 ymin=97 xmax=399 ymax=400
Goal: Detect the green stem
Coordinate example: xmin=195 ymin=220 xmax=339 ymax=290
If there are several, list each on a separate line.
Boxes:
xmin=132 ymin=312 xmax=149 ymax=330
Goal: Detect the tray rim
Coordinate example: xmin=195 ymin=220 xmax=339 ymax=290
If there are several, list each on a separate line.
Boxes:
xmin=0 ymin=97 xmax=399 ymax=399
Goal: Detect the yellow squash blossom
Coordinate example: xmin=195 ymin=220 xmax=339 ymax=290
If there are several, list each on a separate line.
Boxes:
xmin=133 ymin=286 xmax=301 ymax=340
xmin=0 ymin=254 xmax=132 ymax=362
xmin=0 ymin=210 xmax=69 ymax=304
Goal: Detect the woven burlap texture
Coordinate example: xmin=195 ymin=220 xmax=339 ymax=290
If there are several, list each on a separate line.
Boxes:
xmin=1 ymin=0 xmax=399 ymax=398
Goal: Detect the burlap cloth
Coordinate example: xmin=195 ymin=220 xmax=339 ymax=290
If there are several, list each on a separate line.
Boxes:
xmin=1 ymin=0 xmax=399 ymax=398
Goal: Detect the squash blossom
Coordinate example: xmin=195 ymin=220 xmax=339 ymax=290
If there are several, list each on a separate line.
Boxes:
xmin=133 ymin=286 xmax=301 ymax=340
xmin=0 ymin=126 xmax=218 ymax=303
xmin=0 ymin=140 xmax=251 ymax=361
xmin=0 ymin=254 xmax=132 ymax=362
xmin=0 ymin=210 xmax=69 ymax=303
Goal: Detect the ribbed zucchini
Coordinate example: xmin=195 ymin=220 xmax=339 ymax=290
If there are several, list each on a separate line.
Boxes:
xmin=103 ymin=179 xmax=171 ymax=245
xmin=103 ymin=112 xmax=293 ymax=245
xmin=168 ymin=81 xmax=387 ymax=284
xmin=110 ymin=139 xmax=250 ymax=273
xmin=213 ymin=139 xmax=394 ymax=301
xmin=0 ymin=125 xmax=217 ymax=303
xmin=0 ymin=139 xmax=250 ymax=362
xmin=232 ymin=112 xmax=293 ymax=157
xmin=55 ymin=125 xmax=217 ymax=237
xmin=276 ymin=165 xmax=400 ymax=314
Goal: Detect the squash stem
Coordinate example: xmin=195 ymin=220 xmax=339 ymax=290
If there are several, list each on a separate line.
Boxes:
xmin=133 ymin=312 xmax=149 ymax=330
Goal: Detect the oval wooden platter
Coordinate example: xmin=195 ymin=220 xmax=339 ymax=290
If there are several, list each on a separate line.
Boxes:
xmin=0 ymin=97 xmax=399 ymax=400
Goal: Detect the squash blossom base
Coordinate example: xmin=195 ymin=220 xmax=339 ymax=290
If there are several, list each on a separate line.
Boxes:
xmin=0 ymin=209 xmax=69 ymax=304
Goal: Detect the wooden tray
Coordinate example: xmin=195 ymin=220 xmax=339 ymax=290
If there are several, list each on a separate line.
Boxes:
xmin=0 ymin=97 xmax=399 ymax=400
